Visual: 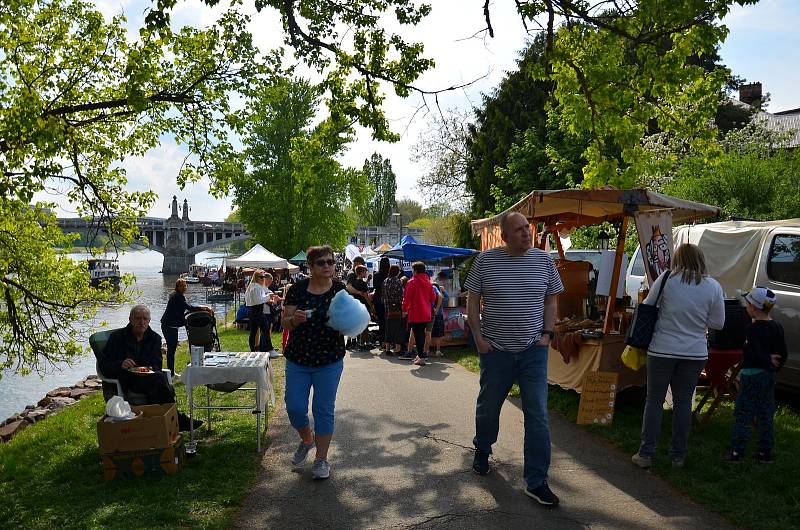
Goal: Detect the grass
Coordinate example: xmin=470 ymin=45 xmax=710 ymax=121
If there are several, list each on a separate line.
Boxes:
xmin=0 ymin=326 xmax=283 ymax=530
xmin=447 ymin=347 xmax=800 ymax=530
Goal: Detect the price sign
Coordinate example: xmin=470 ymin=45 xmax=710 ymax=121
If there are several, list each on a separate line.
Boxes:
xmin=576 ymin=371 xmax=618 ymax=426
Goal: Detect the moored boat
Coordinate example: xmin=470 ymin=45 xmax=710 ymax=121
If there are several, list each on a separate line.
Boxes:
xmin=88 ymin=258 xmax=121 ymax=287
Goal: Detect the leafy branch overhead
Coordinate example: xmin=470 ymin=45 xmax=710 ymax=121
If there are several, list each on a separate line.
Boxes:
xmin=502 ymin=0 xmax=761 ymax=187
xmin=0 ymin=0 xmax=272 ymax=376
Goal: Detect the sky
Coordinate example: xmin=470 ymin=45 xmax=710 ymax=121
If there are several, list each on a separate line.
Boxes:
xmin=38 ymin=0 xmax=800 ymax=222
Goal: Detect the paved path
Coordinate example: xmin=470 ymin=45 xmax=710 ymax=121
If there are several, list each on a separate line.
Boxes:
xmin=236 ymin=351 xmax=735 ymax=529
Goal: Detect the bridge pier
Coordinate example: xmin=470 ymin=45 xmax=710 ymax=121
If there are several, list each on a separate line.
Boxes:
xmin=162 ymin=252 xmax=196 ymax=275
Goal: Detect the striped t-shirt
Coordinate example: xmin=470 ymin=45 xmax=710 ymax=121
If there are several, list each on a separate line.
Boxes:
xmin=465 ymin=247 xmax=564 ymax=352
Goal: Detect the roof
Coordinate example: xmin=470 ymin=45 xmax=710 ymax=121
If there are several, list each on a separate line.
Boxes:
xmin=471 ymin=188 xmax=721 ymax=233
xmin=226 ymin=244 xmax=299 ymax=272
xmin=729 ymin=98 xmax=800 ymax=148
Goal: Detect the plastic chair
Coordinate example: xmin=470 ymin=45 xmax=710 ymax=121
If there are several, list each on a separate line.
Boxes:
xmin=89 ymin=328 xmax=173 ymax=405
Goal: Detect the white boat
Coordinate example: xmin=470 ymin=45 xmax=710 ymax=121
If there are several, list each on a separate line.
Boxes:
xmin=181 ymin=273 xmax=201 ymax=284
xmin=88 ymin=258 xmax=121 ymax=287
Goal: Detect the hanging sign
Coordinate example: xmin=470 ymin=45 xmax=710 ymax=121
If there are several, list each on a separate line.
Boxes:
xmin=634 ymin=209 xmax=674 ymax=286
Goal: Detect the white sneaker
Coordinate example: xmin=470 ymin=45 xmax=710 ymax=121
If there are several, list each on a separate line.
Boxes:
xmin=312 ymin=459 xmax=330 ymax=480
xmin=268 ymin=349 xmax=282 ymax=358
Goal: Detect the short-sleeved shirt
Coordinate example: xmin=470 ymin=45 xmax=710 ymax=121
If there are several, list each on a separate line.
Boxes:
xmin=465 ymin=247 xmax=564 ymax=352
xmin=284 ymin=278 xmax=346 ymax=366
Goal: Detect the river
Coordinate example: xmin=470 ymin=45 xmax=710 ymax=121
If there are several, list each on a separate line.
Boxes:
xmin=0 ymin=249 xmax=239 ymax=422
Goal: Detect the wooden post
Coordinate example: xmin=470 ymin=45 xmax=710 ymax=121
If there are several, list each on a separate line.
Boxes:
xmin=553 ymin=228 xmax=566 ymax=260
xmin=603 ymin=215 xmax=629 ymax=335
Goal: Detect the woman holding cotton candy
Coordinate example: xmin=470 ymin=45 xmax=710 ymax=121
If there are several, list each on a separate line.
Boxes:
xmin=281 ymin=244 xmax=368 ymax=481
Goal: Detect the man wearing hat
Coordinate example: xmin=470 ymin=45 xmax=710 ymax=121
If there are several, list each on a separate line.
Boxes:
xmin=725 ymin=287 xmax=788 ymax=463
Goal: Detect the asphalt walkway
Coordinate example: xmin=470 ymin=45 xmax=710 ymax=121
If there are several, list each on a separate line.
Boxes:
xmin=236 ymin=351 xmax=735 ymax=529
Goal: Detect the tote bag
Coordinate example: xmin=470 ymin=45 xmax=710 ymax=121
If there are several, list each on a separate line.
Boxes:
xmin=624 ymin=272 xmax=669 ymax=349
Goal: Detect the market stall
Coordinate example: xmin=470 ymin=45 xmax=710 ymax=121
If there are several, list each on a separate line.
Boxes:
xmin=381 ymin=236 xmax=479 ymax=346
xmin=225 ymin=244 xmax=299 ymax=274
xmin=471 ymin=188 xmax=721 ymax=392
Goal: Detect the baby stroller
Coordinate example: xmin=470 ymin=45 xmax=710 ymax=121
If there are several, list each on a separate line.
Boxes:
xmin=185 ymin=311 xmax=242 ymax=393
xmin=185 ymin=310 xmax=221 ymax=353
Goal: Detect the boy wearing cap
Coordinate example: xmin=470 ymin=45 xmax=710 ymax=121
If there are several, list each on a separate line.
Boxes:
xmin=725 ymin=287 xmax=788 ymax=463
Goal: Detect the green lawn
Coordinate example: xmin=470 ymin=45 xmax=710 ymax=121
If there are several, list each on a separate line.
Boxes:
xmin=0 ymin=326 xmax=283 ymax=530
xmin=449 ymin=347 xmax=800 ymax=530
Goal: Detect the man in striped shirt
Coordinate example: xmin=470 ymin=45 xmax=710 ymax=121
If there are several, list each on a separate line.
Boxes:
xmin=465 ymin=211 xmax=564 ymax=507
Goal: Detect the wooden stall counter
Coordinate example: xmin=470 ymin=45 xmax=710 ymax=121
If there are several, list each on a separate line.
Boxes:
xmin=547 ymin=334 xmax=645 ymax=393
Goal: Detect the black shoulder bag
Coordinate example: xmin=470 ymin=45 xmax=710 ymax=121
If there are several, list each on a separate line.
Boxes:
xmin=624 ymin=272 xmax=669 ymax=349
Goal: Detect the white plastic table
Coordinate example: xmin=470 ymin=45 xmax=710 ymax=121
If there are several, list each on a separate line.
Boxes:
xmin=181 ymin=352 xmax=275 ymax=452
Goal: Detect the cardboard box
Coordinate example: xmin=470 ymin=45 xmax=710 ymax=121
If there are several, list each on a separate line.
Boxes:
xmin=97 ymin=403 xmax=179 ymax=453
xmin=101 ymin=434 xmax=186 ymax=481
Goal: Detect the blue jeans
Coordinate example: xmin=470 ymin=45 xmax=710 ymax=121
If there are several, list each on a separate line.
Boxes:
xmin=732 ymin=370 xmax=775 ymax=452
xmin=473 ymin=344 xmax=550 ymax=489
xmin=285 ymin=359 xmax=344 ymax=436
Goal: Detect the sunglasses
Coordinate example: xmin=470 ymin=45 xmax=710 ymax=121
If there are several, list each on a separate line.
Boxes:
xmin=314 ymin=259 xmax=336 ymax=267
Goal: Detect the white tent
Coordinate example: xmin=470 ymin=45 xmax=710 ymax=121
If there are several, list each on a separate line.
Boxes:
xmin=226 ymin=244 xmax=299 ymax=272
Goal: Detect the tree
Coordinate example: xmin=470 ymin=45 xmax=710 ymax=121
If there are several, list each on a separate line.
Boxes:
xmin=396 ymin=198 xmax=424 ymax=225
xmin=411 ymin=108 xmax=472 ymax=206
xmin=465 ymin=37 xmax=556 ymax=218
xmin=357 ymin=153 xmax=397 ymax=226
xmin=0 ymin=0 xmax=265 ymax=377
xmin=657 ymin=122 xmax=800 ymax=220
xmin=422 ymin=216 xmax=456 ymax=246
xmin=510 ymin=0 xmax=759 ymax=187
xmin=232 ymin=77 xmax=369 ymax=257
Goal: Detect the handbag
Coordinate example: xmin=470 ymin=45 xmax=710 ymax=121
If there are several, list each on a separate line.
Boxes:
xmin=621 ymin=345 xmax=647 ymax=371
xmin=624 ymin=272 xmax=669 ymax=349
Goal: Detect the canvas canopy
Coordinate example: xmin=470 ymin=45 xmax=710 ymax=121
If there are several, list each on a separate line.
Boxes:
xmin=471 ymin=188 xmax=722 ymax=238
xmin=674 ymin=218 xmax=800 ymax=296
xmin=288 ymin=250 xmax=306 ymax=264
xmin=361 ymin=246 xmax=378 ymax=258
xmin=226 ymin=244 xmax=299 ymax=272
xmin=382 ymin=237 xmax=478 ymax=262
xmin=471 ymin=188 xmax=722 ymax=334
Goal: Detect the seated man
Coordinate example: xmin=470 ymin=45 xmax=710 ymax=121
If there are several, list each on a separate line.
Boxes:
xmin=100 ymin=304 xmax=201 ymax=431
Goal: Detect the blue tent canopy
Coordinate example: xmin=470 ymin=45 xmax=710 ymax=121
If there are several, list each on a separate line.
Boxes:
xmin=382 ymin=236 xmax=478 ymax=262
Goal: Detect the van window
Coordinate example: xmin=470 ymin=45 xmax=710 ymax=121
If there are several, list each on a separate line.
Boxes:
xmin=767 ymin=234 xmax=800 ymax=286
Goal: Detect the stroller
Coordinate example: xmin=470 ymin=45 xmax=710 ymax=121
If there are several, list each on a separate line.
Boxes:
xmin=185 ymin=310 xmax=221 ymax=353
xmin=185 ymin=311 xmax=242 ymax=392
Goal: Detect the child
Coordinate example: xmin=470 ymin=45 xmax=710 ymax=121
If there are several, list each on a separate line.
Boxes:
xmin=430 ymin=283 xmax=448 ymax=356
xmin=725 ymin=287 xmax=788 ymax=463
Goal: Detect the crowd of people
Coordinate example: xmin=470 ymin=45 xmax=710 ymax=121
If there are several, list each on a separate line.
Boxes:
xmin=99 ymin=227 xmax=788 ymax=504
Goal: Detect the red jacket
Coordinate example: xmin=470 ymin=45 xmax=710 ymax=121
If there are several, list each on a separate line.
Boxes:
xmin=402 ymin=273 xmax=436 ymax=323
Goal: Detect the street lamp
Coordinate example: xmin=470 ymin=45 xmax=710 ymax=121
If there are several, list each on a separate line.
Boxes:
xmin=392 ymin=212 xmax=402 ymax=243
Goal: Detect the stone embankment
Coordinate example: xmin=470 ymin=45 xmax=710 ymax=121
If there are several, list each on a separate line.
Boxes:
xmin=0 ymin=375 xmax=102 ymax=443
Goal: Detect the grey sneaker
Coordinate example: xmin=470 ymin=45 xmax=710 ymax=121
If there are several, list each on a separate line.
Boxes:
xmin=671 ymin=456 xmax=685 ymax=468
xmin=268 ymin=349 xmax=282 ymax=359
xmin=312 ymin=459 xmax=330 ymax=480
xmin=631 ymin=453 xmax=652 ymax=468
xmin=291 ymin=440 xmax=315 ymax=467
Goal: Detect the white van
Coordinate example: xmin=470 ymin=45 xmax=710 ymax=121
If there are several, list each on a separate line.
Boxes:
xmin=625 ymin=219 xmax=800 ymax=390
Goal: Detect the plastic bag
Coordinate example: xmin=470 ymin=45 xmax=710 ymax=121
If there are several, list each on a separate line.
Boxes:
xmin=621 ymin=345 xmax=647 ymax=371
xmin=326 ymin=289 xmax=371 ymax=337
xmin=104 ymin=395 xmax=135 ymax=421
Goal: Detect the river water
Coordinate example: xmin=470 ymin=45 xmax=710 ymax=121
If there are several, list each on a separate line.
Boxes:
xmin=0 ymin=249 xmax=238 ymax=422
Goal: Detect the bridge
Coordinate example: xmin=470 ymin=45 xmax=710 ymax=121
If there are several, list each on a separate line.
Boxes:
xmin=57 ymin=196 xmax=250 ymax=274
